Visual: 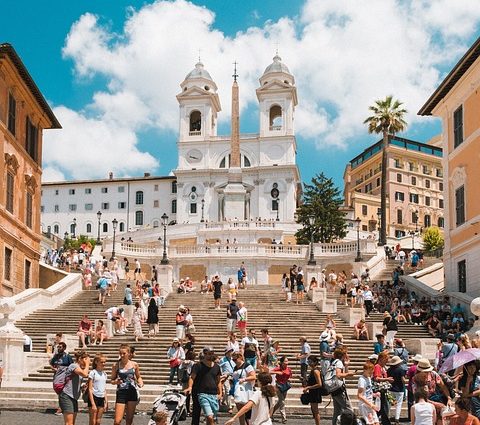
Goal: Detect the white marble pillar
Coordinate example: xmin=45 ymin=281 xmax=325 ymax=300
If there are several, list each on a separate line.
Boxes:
xmin=157 ymin=264 xmax=173 ymax=294
xmin=0 ymin=298 xmax=26 ymax=385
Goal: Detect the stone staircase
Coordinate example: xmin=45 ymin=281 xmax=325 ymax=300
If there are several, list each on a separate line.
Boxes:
xmin=2 ymin=276 xmax=438 ymax=416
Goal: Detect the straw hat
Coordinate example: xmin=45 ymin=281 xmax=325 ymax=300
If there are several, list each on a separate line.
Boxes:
xmin=368 ymin=354 xmax=378 ymax=361
xmin=412 ymin=354 xmax=423 ymax=362
xmin=320 ymin=331 xmax=331 ymax=341
xmin=387 ymin=356 xmax=403 ymax=366
xmin=416 ymin=358 xmax=433 ymax=372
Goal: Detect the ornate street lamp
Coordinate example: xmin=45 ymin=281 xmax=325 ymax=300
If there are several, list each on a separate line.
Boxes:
xmin=200 ymin=199 xmax=205 ymax=223
xmin=355 ymin=217 xmax=363 ymax=262
xmin=72 ymin=218 xmax=77 ymax=238
xmin=111 ymin=218 xmax=118 ymax=261
xmin=308 ymin=215 xmax=316 ymax=265
xmin=161 ymin=213 xmax=169 ymax=264
xmin=96 ymin=210 xmax=102 ymax=243
xmin=414 ymin=210 xmax=419 ymax=232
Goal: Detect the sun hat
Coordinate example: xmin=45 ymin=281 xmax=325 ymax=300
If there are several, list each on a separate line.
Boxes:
xmin=320 ymin=331 xmax=330 ymax=341
xmin=412 ymin=354 xmax=423 ymax=362
xmin=447 ymin=333 xmax=456 ymax=341
xmin=368 ymin=354 xmax=378 ymax=361
xmin=178 ymin=304 xmax=185 ymax=311
xmin=173 ymin=337 xmax=179 ymax=342
xmin=387 ymin=356 xmax=403 ymax=366
xmin=224 ymin=347 xmax=234 ymax=354
xmin=416 ymin=358 xmax=433 ymax=372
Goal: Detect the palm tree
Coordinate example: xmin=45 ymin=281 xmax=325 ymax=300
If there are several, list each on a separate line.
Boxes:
xmin=364 ymin=95 xmax=407 ymax=246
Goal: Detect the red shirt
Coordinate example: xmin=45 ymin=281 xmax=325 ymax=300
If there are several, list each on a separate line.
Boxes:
xmin=373 ymin=364 xmax=387 ymax=380
xmin=272 ymin=366 xmax=292 ymax=385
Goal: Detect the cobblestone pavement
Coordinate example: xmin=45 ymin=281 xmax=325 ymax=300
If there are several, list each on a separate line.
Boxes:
xmin=0 ymin=410 xmax=331 ymax=424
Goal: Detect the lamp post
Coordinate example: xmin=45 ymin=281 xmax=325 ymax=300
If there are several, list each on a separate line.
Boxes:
xmin=354 ymin=217 xmax=363 ymax=262
xmin=409 ymin=230 xmax=415 ymax=250
xmin=160 ymin=213 xmax=169 ymax=265
xmin=64 ymin=231 xmax=69 ymax=247
xmin=96 ymin=210 xmax=102 ymax=243
xmin=376 ymin=208 xmax=381 ymax=245
xmin=414 ymin=210 xmax=419 ymax=232
xmin=111 ymin=218 xmax=118 ymax=261
xmin=308 ymin=215 xmax=316 ymax=265
xmin=275 ymin=197 xmax=280 ymax=221
xmin=200 ymin=199 xmax=205 ymax=223
xmin=72 ymin=218 xmax=77 ymax=239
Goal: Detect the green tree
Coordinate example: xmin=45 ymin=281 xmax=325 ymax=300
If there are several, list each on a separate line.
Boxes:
xmin=422 ymin=227 xmax=444 ymax=252
xmin=364 ymin=95 xmax=407 ymax=246
xmin=296 ymin=173 xmax=347 ymax=244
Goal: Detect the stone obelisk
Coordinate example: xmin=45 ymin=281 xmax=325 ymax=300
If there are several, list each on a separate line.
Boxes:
xmin=223 ymin=62 xmax=246 ymax=220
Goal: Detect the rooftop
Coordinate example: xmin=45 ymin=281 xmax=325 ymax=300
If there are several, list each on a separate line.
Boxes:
xmin=0 ymin=43 xmax=61 ymax=129
xmin=41 ymin=174 xmax=175 ymax=187
xmin=419 ymin=36 xmax=480 ymax=116
xmin=349 ymin=135 xmax=443 ymax=169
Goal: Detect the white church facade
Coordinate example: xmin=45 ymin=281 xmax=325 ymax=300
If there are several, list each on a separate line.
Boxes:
xmin=41 ymin=56 xmax=372 ymax=283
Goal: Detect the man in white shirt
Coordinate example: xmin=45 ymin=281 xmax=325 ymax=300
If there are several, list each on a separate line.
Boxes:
xmin=241 ymin=329 xmax=260 ymax=370
xmin=363 ymin=285 xmax=374 ymax=317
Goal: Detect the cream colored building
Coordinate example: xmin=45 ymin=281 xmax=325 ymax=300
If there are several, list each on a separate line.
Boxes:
xmin=344 ymin=136 xmax=444 ymax=238
xmin=419 ymin=36 xmax=480 ymax=297
xmin=0 ymin=43 xmax=61 ymax=296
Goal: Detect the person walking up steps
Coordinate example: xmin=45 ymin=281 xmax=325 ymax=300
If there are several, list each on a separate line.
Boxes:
xmin=227 ymin=298 xmax=239 ymax=334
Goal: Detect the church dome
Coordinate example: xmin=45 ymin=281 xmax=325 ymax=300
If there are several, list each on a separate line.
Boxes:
xmin=262 ymin=54 xmax=291 ymax=76
xmin=185 ymin=61 xmax=213 ymax=81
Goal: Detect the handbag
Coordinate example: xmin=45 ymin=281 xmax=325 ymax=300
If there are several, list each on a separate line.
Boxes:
xmin=234 ymin=382 xmax=250 ymax=404
xmin=300 ymin=392 xmax=311 ymax=405
xmin=169 ymin=358 xmax=181 ymax=368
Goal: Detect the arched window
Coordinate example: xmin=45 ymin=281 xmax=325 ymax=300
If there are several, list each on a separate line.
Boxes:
xmin=135 ymin=191 xmax=144 ymax=205
xmin=86 ymin=223 xmax=92 ymax=233
xmin=53 ymin=224 xmax=59 ymax=234
xmin=219 ymin=154 xmax=251 ymax=168
xmin=103 ymin=223 xmax=108 ymax=233
xmin=189 ymin=110 xmax=202 ymax=134
xmin=438 ymin=217 xmax=444 ymax=228
xmin=119 ymin=222 xmax=125 ymax=232
xmin=269 ymin=105 xmax=282 ymax=130
xmin=135 ymin=211 xmax=144 ymax=226
xmin=153 ymin=220 xmax=159 ymax=228
xmin=424 ymin=215 xmax=431 ymax=228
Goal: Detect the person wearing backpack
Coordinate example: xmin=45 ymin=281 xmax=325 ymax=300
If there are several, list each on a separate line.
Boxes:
xmin=57 ymin=350 xmax=91 ymax=425
xmin=326 ymin=348 xmax=354 ymax=425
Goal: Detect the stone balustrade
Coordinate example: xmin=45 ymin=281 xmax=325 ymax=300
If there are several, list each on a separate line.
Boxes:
xmin=112 ymin=240 xmax=375 ymax=259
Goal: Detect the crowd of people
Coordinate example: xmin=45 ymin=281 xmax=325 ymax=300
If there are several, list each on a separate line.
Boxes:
xmin=45 ymin=247 xmax=480 ymax=425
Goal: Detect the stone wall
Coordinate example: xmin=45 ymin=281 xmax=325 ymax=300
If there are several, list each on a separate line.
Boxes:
xmin=39 ymin=263 xmax=68 ymax=289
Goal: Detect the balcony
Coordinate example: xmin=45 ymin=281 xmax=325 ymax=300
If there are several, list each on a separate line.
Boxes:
xmin=189 ymin=131 xmax=201 ymax=136
xmin=269 ymin=125 xmax=282 ymax=131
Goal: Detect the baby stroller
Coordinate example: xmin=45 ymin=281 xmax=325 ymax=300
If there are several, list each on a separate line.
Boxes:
xmin=148 ymin=388 xmax=187 ymax=425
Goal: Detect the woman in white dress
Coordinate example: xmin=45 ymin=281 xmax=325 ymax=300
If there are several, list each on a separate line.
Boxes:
xmin=132 ymin=302 xmax=144 ymax=342
xmin=141 ymin=287 xmax=150 ymax=318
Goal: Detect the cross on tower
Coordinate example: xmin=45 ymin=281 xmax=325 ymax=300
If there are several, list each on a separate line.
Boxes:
xmin=232 ymin=60 xmax=238 ymax=82
xmin=275 ymin=42 xmax=279 ymax=55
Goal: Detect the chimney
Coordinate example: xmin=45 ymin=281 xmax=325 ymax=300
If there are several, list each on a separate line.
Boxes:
xmin=109 ymin=172 xmax=113 ymax=180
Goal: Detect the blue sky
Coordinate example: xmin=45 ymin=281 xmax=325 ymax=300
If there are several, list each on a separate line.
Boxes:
xmin=3 ymin=1 xmax=480 ymax=189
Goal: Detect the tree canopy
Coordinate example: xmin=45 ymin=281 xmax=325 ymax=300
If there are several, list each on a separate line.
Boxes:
xmin=422 ymin=227 xmax=444 ymax=252
xmin=296 ymin=173 xmax=347 ymax=244
xmin=364 ymin=95 xmax=408 ymax=136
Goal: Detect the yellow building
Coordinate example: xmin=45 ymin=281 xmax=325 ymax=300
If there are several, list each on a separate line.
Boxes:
xmin=419 ymin=36 xmax=480 ymax=298
xmin=344 ymin=136 xmax=444 ymax=238
xmin=0 ymin=43 xmax=61 ymax=296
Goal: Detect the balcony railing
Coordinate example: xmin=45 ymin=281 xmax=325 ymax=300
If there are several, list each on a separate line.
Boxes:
xmin=269 ymin=125 xmax=282 ymax=131
xmin=189 ymin=131 xmax=201 ymax=136
xmin=108 ymin=240 xmax=376 ymax=259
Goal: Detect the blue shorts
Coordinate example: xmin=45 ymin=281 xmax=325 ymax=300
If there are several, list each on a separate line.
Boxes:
xmin=198 ymin=393 xmax=219 ymax=418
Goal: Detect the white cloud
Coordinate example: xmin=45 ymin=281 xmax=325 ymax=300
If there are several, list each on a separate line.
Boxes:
xmin=42 ymin=166 xmax=66 ymax=183
xmin=43 ymin=106 xmax=158 ymax=180
xmin=43 ymin=0 xmax=480 ymax=178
